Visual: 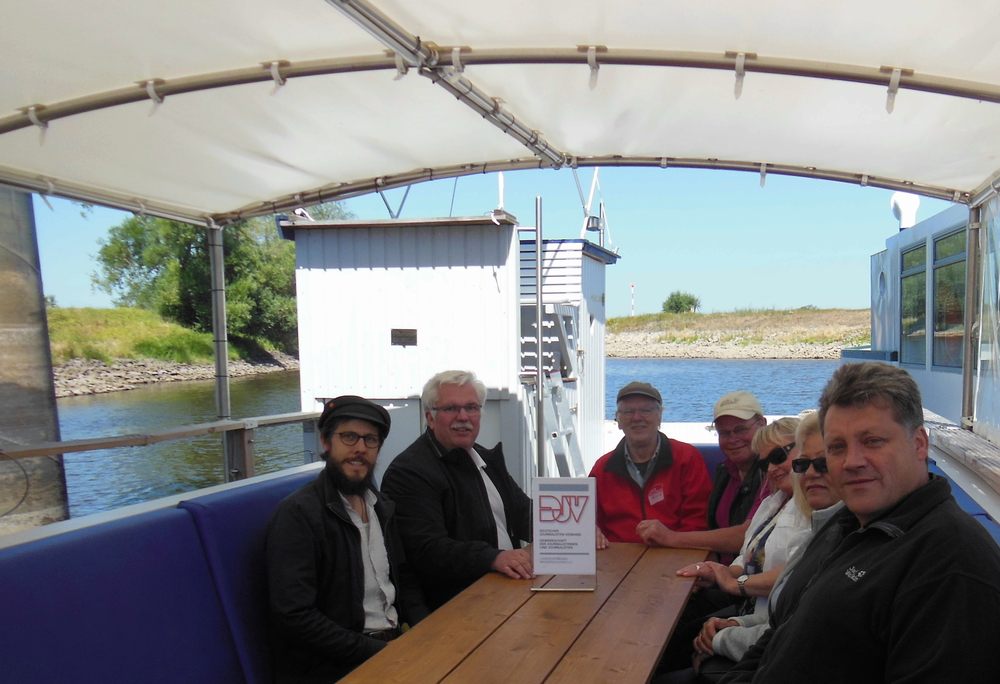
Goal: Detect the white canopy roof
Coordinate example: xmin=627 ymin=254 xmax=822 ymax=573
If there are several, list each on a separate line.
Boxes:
xmin=3 ymin=0 xmax=1000 ymax=225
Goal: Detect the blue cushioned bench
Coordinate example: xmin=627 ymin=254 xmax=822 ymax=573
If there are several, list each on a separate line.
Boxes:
xmin=179 ymin=470 xmax=319 ymax=684
xmin=0 ymin=464 xmax=322 ymax=684
xmin=929 ymin=461 xmax=1000 ymax=545
xmin=0 ymin=507 xmax=246 ymax=684
xmin=693 ymin=443 xmax=727 ymax=480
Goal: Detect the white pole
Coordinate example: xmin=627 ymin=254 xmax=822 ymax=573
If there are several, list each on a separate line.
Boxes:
xmin=536 ymin=196 xmax=545 ymax=478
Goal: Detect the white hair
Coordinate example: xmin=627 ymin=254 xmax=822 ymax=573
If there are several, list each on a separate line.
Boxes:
xmin=422 ymin=370 xmax=487 ymax=410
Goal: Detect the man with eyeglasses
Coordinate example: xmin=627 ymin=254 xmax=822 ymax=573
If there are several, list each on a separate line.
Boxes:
xmin=265 ymin=396 xmax=428 ymax=684
xmin=637 ymin=391 xmax=769 ymax=565
xmin=591 ymin=381 xmax=713 ymax=544
xmin=382 ymin=370 xmax=533 ymax=610
xmin=720 ymin=362 xmax=1000 ymax=684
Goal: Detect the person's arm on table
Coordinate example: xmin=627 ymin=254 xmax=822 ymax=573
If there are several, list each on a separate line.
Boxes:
xmin=676 ymin=561 xmax=783 ymax=598
xmin=636 ymin=518 xmax=751 ymax=554
xmin=381 ymin=464 xmax=503 ymax=581
xmin=595 ymin=526 xmax=609 ymax=550
xmin=491 ymin=549 xmax=533 ymax=579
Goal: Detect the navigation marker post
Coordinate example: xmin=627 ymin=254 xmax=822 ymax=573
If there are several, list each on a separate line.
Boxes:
xmin=531 ymin=478 xmax=597 ymax=591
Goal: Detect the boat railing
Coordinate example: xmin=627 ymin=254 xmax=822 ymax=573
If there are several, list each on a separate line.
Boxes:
xmin=0 ymin=410 xmax=321 ymax=482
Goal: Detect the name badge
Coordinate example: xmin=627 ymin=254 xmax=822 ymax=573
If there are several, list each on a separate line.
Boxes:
xmin=648 ymin=484 xmax=664 ymax=505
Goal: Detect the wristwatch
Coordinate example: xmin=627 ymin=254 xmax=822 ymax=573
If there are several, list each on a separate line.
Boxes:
xmin=737 ymin=574 xmax=750 ymax=598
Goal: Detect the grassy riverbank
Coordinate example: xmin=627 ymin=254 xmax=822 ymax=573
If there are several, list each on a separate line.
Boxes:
xmin=607 ymin=308 xmax=870 ymax=359
xmin=47 ymin=307 xmax=234 ymax=364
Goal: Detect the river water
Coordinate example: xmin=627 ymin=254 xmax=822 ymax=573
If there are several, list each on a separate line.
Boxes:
xmin=58 ymin=358 xmax=841 ymax=517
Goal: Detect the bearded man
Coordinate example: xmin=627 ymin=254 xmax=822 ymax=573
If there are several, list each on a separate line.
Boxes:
xmin=266 ymin=395 xmax=428 ymax=684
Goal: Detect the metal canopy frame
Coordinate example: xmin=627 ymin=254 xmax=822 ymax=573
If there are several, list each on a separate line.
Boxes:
xmin=2 ymin=0 xmax=1000 ymax=226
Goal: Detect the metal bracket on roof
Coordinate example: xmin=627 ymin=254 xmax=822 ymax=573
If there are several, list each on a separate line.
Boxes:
xmin=144 ymin=80 xmax=164 ymax=116
xmin=25 ymin=106 xmax=48 ymax=144
xmin=587 ymin=46 xmax=599 ymax=90
xmin=886 ymin=68 xmax=902 ymax=113
xmin=393 ymin=53 xmax=408 ymax=80
xmin=660 ymin=157 xmax=669 ymax=168
xmin=861 ymin=174 xmax=869 ymax=187
xmin=38 ymin=178 xmax=55 ymax=211
xmin=268 ymin=61 xmax=287 ymax=95
xmin=953 ymin=190 xmax=963 ymax=202
xmin=451 ymin=47 xmax=464 ymax=73
xmin=760 ymin=162 xmax=767 ymax=187
xmin=734 ymin=52 xmax=746 ymax=99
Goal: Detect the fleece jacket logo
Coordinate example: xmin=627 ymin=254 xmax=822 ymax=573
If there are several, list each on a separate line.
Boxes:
xmin=845 ymin=566 xmax=867 ymax=582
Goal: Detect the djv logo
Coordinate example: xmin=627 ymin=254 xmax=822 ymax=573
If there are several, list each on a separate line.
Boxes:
xmin=539 ymin=495 xmax=589 ymax=523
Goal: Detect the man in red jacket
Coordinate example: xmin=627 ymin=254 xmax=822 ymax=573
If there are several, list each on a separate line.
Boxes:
xmin=590 ymin=381 xmax=713 ymax=543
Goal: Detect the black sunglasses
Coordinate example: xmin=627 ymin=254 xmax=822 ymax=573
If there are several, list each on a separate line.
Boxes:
xmin=791 ymin=457 xmax=829 ymax=474
xmin=759 ymin=443 xmax=795 ymax=468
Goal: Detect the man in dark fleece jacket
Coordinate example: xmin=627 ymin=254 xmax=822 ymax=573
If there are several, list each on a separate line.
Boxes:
xmin=719 ymin=362 xmax=1000 ymax=684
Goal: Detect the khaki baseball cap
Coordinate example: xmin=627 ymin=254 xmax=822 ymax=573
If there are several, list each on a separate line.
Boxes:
xmin=713 ymin=391 xmax=763 ymax=422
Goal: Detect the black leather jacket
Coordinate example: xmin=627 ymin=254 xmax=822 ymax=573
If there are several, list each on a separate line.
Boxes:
xmin=265 ymin=466 xmax=428 ymax=683
xmin=381 ymin=429 xmax=532 ymax=609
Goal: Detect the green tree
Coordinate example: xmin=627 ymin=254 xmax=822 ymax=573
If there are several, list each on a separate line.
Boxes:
xmin=91 ymin=202 xmax=354 ymax=352
xmin=662 ymin=291 xmax=700 ymax=314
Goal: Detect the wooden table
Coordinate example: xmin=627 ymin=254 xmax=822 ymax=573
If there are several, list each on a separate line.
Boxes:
xmin=340 ymin=544 xmax=708 ymax=684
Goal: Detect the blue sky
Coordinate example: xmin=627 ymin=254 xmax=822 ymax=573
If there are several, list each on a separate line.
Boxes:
xmin=33 ymin=167 xmax=952 ymax=319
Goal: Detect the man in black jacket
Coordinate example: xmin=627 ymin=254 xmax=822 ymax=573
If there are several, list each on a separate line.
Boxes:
xmin=381 ymin=370 xmax=533 ymax=610
xmin=719 ymin=362 xmax=1000 ymax=683
xmin=266 ymin=396 xmax=428 ymax=684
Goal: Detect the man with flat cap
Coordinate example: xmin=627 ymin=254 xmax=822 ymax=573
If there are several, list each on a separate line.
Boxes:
xmin=266 ymin=395 xmax=428 ymax=684
xmin=591 ymin=381 xmax=713 ymax=543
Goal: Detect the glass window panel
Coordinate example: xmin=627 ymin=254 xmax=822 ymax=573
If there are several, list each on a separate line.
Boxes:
xmin=901 ymin=271 xmax=926 ymax=365
xmin=935 ymin=232 xmax=965 ymax=262
xmin=902 ymin=245 xmax=926 ymax=272
xmin=933 ymin=260 xmax=965 ymax=368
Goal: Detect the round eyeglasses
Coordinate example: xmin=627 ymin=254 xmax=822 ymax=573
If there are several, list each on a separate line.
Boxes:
xmin=333 ymin=431 xmax=382 ymax=449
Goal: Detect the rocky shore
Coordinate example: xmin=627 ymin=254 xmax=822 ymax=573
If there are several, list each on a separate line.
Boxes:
xmin=53 ymin=352 xmax=300 ymax=398
xmin=606 ymin=331 xmax=846 ymax=360
xmin=53 ymin=331 xmax=848 ymax=398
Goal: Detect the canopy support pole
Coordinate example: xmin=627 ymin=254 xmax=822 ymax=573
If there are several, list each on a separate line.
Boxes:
xmin=207 ymin=223 xmax=237 ymax=479
xmin=961 ymin=205 xmax=983 ymax=430
xmin=535 ymin=196 xmax=545 ymax=478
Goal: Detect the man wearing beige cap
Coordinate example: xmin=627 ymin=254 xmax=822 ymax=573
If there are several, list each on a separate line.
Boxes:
xmin=636 ymin=390 xmax=768 ymax=559
xmin=591 ymin=381 xmax=713 ymax=544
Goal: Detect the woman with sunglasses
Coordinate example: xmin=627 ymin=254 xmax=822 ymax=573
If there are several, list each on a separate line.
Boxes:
xmin=690 ymin=412 xmax=845 ymax=683
xmin=678 ymin=417 xmax=810 ymax=615
xmin=660 ymin=418 xmax=811 ymax=681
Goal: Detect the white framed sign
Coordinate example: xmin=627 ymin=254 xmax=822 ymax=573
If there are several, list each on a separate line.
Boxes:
xmin=532 ymin=478 xmax=596 ymax=581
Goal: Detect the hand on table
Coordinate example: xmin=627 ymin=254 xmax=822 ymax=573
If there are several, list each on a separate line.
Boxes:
xmin=492 ymin=549 xmax=534 ymax=579
xmin=596 ymin=526 xmax=609 ymax=550
xmin=635 ymin=519 xmax=676 ymax=547
xmin=676 ymin=560 xmax=729 ymax=589
xmin=693 ymin=616 xmax=739 ymax=655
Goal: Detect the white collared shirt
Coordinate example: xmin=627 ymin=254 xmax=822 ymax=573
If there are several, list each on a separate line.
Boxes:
xmin=340 ymin=490 xmax=399 ymax=631
xmin=468 ymin=448 xmax=515 ymax=551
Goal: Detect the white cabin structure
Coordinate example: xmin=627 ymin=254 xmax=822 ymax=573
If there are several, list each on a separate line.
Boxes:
xmin=282 ymin=214 xmax=617 ymax=488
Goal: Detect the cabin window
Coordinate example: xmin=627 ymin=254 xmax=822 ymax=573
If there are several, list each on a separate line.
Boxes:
xmin=900 ymin=245 xmax=927 ymax=365
xmin=932 ymin=230 xmax=966 ymax=368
